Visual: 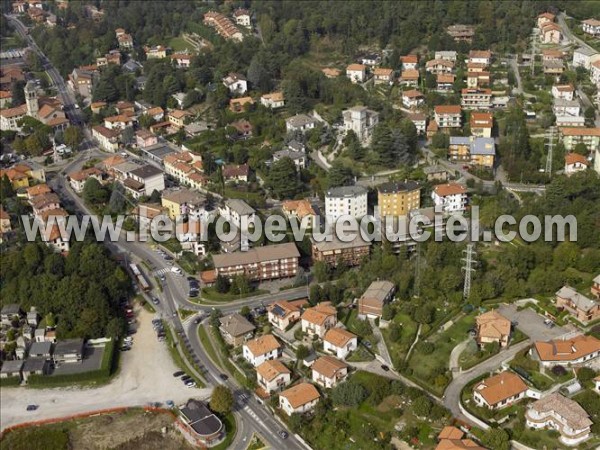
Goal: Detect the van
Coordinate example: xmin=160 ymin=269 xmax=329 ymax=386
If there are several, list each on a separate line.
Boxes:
xmin=171 ymin=266 xmax=182 ymax=275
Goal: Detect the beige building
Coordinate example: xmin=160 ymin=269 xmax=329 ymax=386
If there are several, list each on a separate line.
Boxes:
xmin=377 ymin=181 xmax=420 ymax=217
xmin=475 ymin=310 xmax=511 ymax=347
xmin=279 ymin=383 xmax=320 ymax=416
xmin=219 ymin=313 xmax=255 ymax=346
xmin=256 ymin=360 xmax=291 ymax=394
xmin=301 ymin=303 xmax=337 ymax=338
xmin=357 ymin=280 xmax=396 ymax=319
xmin=267 ymin=301 xmax=302 ymax=331
xmin=473 ymin=371 xmax=529 ymax=409
xmin=311 ymin=356 xmax=349 ymax=388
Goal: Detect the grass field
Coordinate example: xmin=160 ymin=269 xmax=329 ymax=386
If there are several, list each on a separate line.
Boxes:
xmin=168 ymin=36 xmax=194 ymax=52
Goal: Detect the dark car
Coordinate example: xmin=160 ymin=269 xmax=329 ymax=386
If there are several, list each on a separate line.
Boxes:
xmin=187 ymin=276 xmax=197 ymax=282
xmin=219 ymin=373 xmax=229 ymax=381
xmin=26 ymin=405 xmax=38 ymax=411
xmin=278 ymin=430 xmax=289 ymax=439
xmin=164 ymin=255 xmax=174 ymax=261
xmin=189 ymin=291 xmax=199 ymax=298
xmin=193 ymin=317 xmax=202 ymax=324
xmin=381 ymin=364 xmax=390 ymax=372
xmin=173 ymin=371 xmax=185 ymax=377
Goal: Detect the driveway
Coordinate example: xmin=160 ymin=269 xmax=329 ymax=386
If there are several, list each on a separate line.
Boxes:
xmin=497 ymin=304 xmax=571 ymax=342
xmin=0 ymin=308 xmax=210 ymax=431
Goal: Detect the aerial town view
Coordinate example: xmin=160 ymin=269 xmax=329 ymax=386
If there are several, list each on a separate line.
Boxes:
xmin=1 ymin=1 xmax=600 ymax=449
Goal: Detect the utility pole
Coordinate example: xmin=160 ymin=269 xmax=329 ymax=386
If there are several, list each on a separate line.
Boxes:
xmin=413 ymin=243 xmax=421 ymax=298
xmin=545 ymin=126 xmax=555 ymax=177
xmin=530 ymin=30 xmax=537 ymax=77
xmin=461 ymin=244 xmax=477 ymax=300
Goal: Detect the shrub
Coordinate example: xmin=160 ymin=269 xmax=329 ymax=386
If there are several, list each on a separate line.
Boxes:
xmin=551 ymin=365 xmax=567 ymax=376
xmin=417 ymin=341 xmax=434 ymax=355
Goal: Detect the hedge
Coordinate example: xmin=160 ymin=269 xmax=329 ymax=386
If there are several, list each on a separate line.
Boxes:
xmin=0 ymin=376 xmax=21 ymax=387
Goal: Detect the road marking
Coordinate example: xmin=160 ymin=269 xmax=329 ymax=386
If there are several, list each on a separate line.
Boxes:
xmin=154 ymin=267 xmax=171 ymax=275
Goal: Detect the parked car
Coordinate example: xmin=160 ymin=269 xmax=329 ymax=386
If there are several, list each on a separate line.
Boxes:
xmin=151 ymin=296 xmax=160 ymax=305
xmin=219 ymin=373 xmax=229 ymax=381
xmin=278 ymin=430 xmax=289 ymax=439
xmin=173 ymin=371 xmax=184 ymax=377
xmin=165 ymin=400 xmax=174 ymax=408
xmin=185 ymin=381 xmax=196 ymax=388
xmin=381 ymin=365 xmax=390 ymax=372
xmin=26 ymin=405 xmax=39 ymax=411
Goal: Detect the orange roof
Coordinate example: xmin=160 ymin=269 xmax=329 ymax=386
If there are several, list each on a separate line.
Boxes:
xmin=565 ymin=153 xmax=589 ymax=166
xmin=281 ymin=199 xmax=316 ymax=219
xmin=553 ymin=84 xmax=574 ymax=92
xmin=0 ymin=90 xmax=12 ymax=99
xmin=535 ymin=335 xmax=600 ymax=362
xmin=538 ymin=12 xmax=555 ymax=20
xmin=169 ymin=110 xmax=190 ymax=119
xmin=560 ymin=127 xmax=600 ymax=136
xmin=102 ymin=155 xmax=126 ymax=169
xmin=543 ymin=49 xmax=564 ymax=58
xmin=476 ymin=310 xmax=510 ymax=340
xmin=256 ymin=360 xmax=290 ymax=382
xmin=322 ymin=68 xmax=341 ymax=77
xmin=469 ymin=50 xmax=491 ymax=59
xmin=0 ymin=104 xmax=27 ymax=118
xmin=230 ymin=97 xmax=254 ymax=108
xmin=0 ymin=207 xmax=9 ymax=221
xmin=146 ymin=106 xmax=164 ymax=116
xmin=434 ymin=183 xmax=467 ymax=197
xmin=267 ymin=300 xmax=301 ymax=318
xmin=262 ymin=92 xmax=284 ymax=102
xmin=427 ymin=120 xmax=439 ymax=132
xmin=347 ymin=64 xmax=366 ymax=71
xmin=436 ymin=439 xmax=486 ymax=450
xmin=39 ymin=207 xmax=68 ymax=223
xmin=200 ymin=269 xmax=217 ymax=284
xmin=401 ymin=69 xmax=419 ymax=80
xmin=435 ymin=105 xmax=461 ymax=115
xmin=323 ymin=328 xmax=356 ymax=348
xmin=26 ymin=184 xmax=51 ymax=198
xmin=470 ymin=112 xmax=493 ymax=128
xmin=401 ymin=55 xmax=418 ymax=64
xmin=279 ymin=383 xmax=320 ymax=408
xmin=311 ymin=355 xmax=348 ymax=378
xmin=244 ymin=334 xmax=281 ymax=356
xmin=437 ymin=74 xmax=455 ymax=83
xmin=438 ymin=427 xmax=464 ymax=440
xmin=68 ymin=167 xmax=103 ymax=182
xmin=1 ymin=168 xmax=27 ymax=181
xmin=105 ymin=114 xmax=131 ymax=123
xmin=474 ymin=371 xmax=528 ymax=406
xmin=373 ymin=67 xmax=393 ymax=76
xmin=301 ymin=302 xmax=337 ymax=326
xmin=403 ymin=89 xmax=423 ymax=98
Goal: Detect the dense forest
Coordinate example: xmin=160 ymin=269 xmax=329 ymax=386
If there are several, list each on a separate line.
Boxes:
xmin=0 ymin=241 xmax=131 ymax=339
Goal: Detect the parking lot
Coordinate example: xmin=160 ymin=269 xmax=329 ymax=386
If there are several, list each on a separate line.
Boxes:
xmin=52 ymin=345 xmax=105 ymax=376
xmin=497 ymin=304 xmax=572 ymax=342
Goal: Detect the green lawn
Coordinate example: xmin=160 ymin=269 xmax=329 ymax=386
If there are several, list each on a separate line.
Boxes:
xmin=164 ymin=322 xmax=205 ymax=387
xmin=246 ymin=434 xmax=266 ymax=450
xmin=200 ymin=287 xmax=268 ymax=303
xmin=197 ymin=324 xmax=222 ymax=369
xmin=346 ymin=345 xmax=375 ymax=362
xmin=382 ymin=312 xmax=419 ymax=363
xmin=168 ymin=36 xmax=194 ymax=52
xmin=212 ymin=413 xmax=237 ymax=450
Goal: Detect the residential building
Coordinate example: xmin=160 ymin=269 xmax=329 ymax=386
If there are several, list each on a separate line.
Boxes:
xmin=564 ymin=153 xmax=590 ymax=176
xmin=346 ymin=64 xmax=367 ymax=83
xmin=407 ymin=112 xmax=427 ymax=134
xmin=0 ymin=207 xmax=10 ymax=238
xmin=322 ymin=67 xmax=341 ymax=78
xmin=53 ymin=339 xmax=84 ymax=364
xmin=212 ymin=242 xmax=300 ymax=282
xmin=0 ymin=90 xmax=12 ymax=108
xmin=256 ymin=360 xmax=291 ymax=394
xmin=68 ymin=167 xmax=103 ymax=193
xmin=533 ymin=335 xmax=600 ymax=367
xmin=22 ymin=358 xmax=48 ymax=381
xmin=596 ymin=146 xmax=600 ymax=175
xmin=556 ymin=116 xmax=586 ymax=127
xmin=285 ymin=114 xmax=316 ymax=133
xmin=242 ymin=334 xmax=281 ymax=367
xmin=68 ymin=67 xmax=96 ymax=99
xmin=267 ymin=301 xmax=302 ymax=331
xmin=168 ymin=110 xmax=189 ymax=129
xmin=446 ymin=24 xmax=475 ymax=42
xmin=301 ymin=302 xmax=338 ymax=338
xmin=592 ymin=274 xmax=600 ymax=299
xmin=323 ymin=328 xmax=358 ymax=359
xmin=223 ymin=164 xmax=250 ymax=183
xmin=572 ymin=47 xmax=600 ymax=70
xmin=542 ymin=49 xmax=565 ymax=62
xmin=553 ymin=99 xmax=581 ymax=117
xmin=0 ymin=360 xmax=23 ymax=381
xmin=466 ymin=70 xmax=490 ymax=88
xmin=543 ymin=59 xmax=565 ymax=75
xmin=424 ymin=165 xmax=449 ymax=182
xmin=203 ymin=11 xmax=243 ymax=42
xmin=124 ymin=165 xmax=165 ymax=199
xmin=218 ymin=199 xmax=256 ymax=229
xmin=448 ymin=136 xmax=495 ymax=168
xmin=279 ymin=382 xmax=320 ymax=416
xmin=360 ymin=54 xmax=381 ymax=66
xmin=525 ymin=393 xmax=592 ymax=446
xmin=0 ymin=104 xmax=27 ymax=131
xmin=281 ymin=199 xmax=317 ymax=228
xmin=470 ymin=112 xmax=493 ymax=138
xmin=555 ymin=286 xmax=598 ymax=322
xmin=400 ymin=54 xmax=418 ymax=70
xmin=179 ymin=399 xmax=225 ymax=448
xmin=560 ymin=127 xmax=600 ymax=152
xmin=229 ymin=96 xmax=254 ymax=113
xmin=233 ymin=8 xmax=251 ymax=27
xmin=468 ymin=50 xmax=491 ymax=66
xmin=358 ymin=280 xmax=395 ymax=319
xmin=473 ymin=371 xmax=529 ymax=409
xmin=325 ymin=185 xmax=368 ymax=223
xmin=163 ymin=152 xmax=206 ymax=190
xmin=475 ymin=310 xmax=511 ymax=347
xmin=222 ymin=72 xmax=247 ymax=94
xmin=436 ymin=427 xmax=486 ymax=450
xmin=171 ymin=53 xmax=193 ymax=68
xmin=399 ymin=69 xmax=419 ymax=87
xmin=436 ymin=73 xmax=455 ymax=92
xmin=373 ymin=68 xmax=394 ymax=85
xmin=135 ymin=129 xmax=158 ymax=149
xmin=1 ymin=304 xmax=23 ymax=325
xmin=591 ymin=60 xmax=600 ymax=85
xmin=537 ymin=12 xmax=556 ymax=29
xmin=432 ymin=183 xmax=468 ymax=214
xmin=260 ymin=92 xmax=284 ymax=109
xmin=401 ymin=89 xmax=424 ymax=109
xmin=435 ymin=51 xmax=457 ymax=61
xmin=219 ymin=313 xmax=255 ymax=346
xmin=161 ymin=188 xmax=208 ymax=221
xmin=0 ymin=163 xmax=46 ymax=189
xmin=552 ymin=84 xmax=575 ymax=101
xmin=104 ymin=114 xmax=134 ymax=130
xmin=230 ymin=119 xmax=253 ymax=139
xmin=272 ymin=148 xmax=307 ymax=170
xmin=311 ymin=234 xmax=371 ymax=267
xmin=434 ymin=105 xmax=462 ymax=129
xmin=377 ymin=181 xmax=420 ymax=217
xmin=311 ymin=356 xmax=349 ymax=388
xmin=144 ymin=45 xmax=167 ymax=59
xmin=582 ymin=18 xmax=600 ymax=36
xmin=540 ymin=22 xmax=562 ymax=44
xmin=461 ymin=88 xmax=492 ymax=110
xmin=425 ymin=59 xmax=454 ymax=74
xmin=342 ymin=106 xmax=379 ymax=141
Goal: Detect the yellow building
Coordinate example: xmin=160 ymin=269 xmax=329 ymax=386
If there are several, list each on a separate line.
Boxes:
xmin=161 ymin=188 xmax=207 ymax=221
xmin=377 ymin=181 xmax=421 ymax=217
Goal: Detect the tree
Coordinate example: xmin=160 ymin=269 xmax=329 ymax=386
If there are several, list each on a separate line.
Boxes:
xmin=247 ymin=54 xmax=272 ymax=92
xmin=83 ymin=178 xmax=109 ymax=205
xmin=231 ymin=274 xmax=250 ymax=295
xmin=215 ymin=275 xmax=230 ymax=293
xmin=576 ymin=367 xmax=596 ymax=383
xmin=210 ymin=385 xmax=233 ymax=415
xmin=481 ymin=428 xmax=510 ymax=450
xmin=266 ymin=157 xmax=301 ymax=199
xmin=313 ymin=261 xmax=329 ymax=283
xmin=331 ymin=381 xmax=368 ymax=406
xmin=431 ymin=132 xmax=449 ymax=149
xmin=121 ymin=127 xmax=135 ymax=145
xmin=412 ymin=396 xmax=432 ymax=417
xmin=389 ymin=323 xmax=402 ymax=342
xmin=381 ymin=304 xmax=394 ymax=321
xmin=573 ymin=143 xmax=588 ymax=156
xmin=240 ymin=306 xmax=251 ymax=317
xmin=295 ymin=344 xmax=309 ymax=359
xmin=11 ymin=80 xmax=26 ymax=106
xmin=183 ymin=89 xmax=203 ymax=109
xmin=63 ymin=126 xmax=83 ymax=149
xmin=1 ymin=174 xmax=15 ymax=201
xmin=327 ymin=161 xmax=354 ymax=187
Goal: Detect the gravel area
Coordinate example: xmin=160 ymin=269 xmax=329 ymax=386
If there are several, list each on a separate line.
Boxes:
xmin=0 ymin=308 xmax=210 ymax=430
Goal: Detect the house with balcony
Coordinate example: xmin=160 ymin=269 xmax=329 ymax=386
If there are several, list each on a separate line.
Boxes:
xmin=301 ymin=302 xmax=337 ymax=338
xmin=279 ymin=383 xmax=320 ymax=416
xmin=267 ymin=300 xmax=302 ymax=331
xmin=461 ymin=88 xmax=492 ymax=110
xmin=346 ymin=64 xmax=367 ymax=83
xmin=434 ymin=105 xmax=462 ymax=129
xmin=242 ymin=335 xmax=282 ymax=367
xmin=256 ymin=360 xmax=291 ymax=394
xmin=475 ymin=310 xmax=511 ymax=347
xmin=219 ymin=313 xmax=255 ymax=346
xmin=555 ymin=286 xmax=599 ymax=323
xmin=564 ymin=153 xmax=589 ymax=176
xmin=560 ymin=127 xmax=600 ymax=152
xmin=311 ymin=356 xmax=349 ymax=388
xmin=323 ymin=328 xmax=357 ymax=359
xmin=432 ymin=183 xmax=468 ymax=214
xmin=533 ymin=335 xmax=600 ymax=367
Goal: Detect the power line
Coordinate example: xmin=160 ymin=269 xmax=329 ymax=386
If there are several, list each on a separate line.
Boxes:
xmin=461 ymin=244 xmax=477 ymax=300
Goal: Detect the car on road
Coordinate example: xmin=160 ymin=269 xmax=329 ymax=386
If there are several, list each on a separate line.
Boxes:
xmin=151 ymin=296 xmax=160 ymax=305
xmin=165 ymin=400 xmax=174 ymax=408
xmin=278 ymin=430 xmax=289 ymax=439
xmin=219 ymin=373 xmax=229 ymax=381
xmin=381 ymin=364 xmax=390 ymax=371
xmin=26 ymin=405 xmax=39 ymax=411
xmin=193 ymin=317 xmax=202 ymax=324
xmin=187 ymin=276 xmax=197 ymax=282
xmin=159 ymin=274 xmax=166 ymax=282
xmin=173 ymin=371 xmax=184 ymax=377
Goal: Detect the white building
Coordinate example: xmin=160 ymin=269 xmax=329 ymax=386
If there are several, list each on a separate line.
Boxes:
xmin=595 ymin=147 xmax=600 ymax=175
xmin=218 ymin=199 xmax=256 ymax=230
xmin=285 ymin=114 xmax=316 ymax=133
xmin=468 ymin=50 xmax=492 ymax=66
xmin=572 ymin=47 xmax=600 ymax=70
xmin=273 ymin=149 xmax=307 ymax=170
xmin=124 ymin=165 xmax=165 ymax=199
xmin=323 ymin=328 xmax=358 ymax=359
xmin=279 ymin=383 xmax=320 ymax=416
xmin=551 ymin=84 xmax=575 ymax=101
xmin=222 ymin=73 xmax=247 ymax=94
xmin=325 ymin=185 xmax=368 ymax=223
xmin=346 ymin=64 xmax=367 ymax=83
xmin=564 ymin=153 xmax=589 ymax=176
xmin=256 ymin=360 xmax=291 ymax=394
xmin=431 ymin=183 xmax=468 ymax=214
xmin=582 ymin=18 xmax=600 ymax=37
xmin=533 ymin=335 xmax=600 ymax=367
xmin=408 ymin=113 xmax=427 ymax=134
xmin=92 ymin=125 xmax=120 ymax=152
xmin=311 ymin=356 xmax=349 ymax=388
xmin=342 ymin=106 xmax=379 ymax=141
xmin=552 ymin=99 xmax=581 ymax=117
xmin=242 ymin=335 xmax=281 ymax=367
xmin=401 ymin=89 xmax=424 ymax=109
xmin=301 ymin=303 xmax=338 ymax=338
xmin=260 ymin=92 xmax=285 ymax=109
xmin=591 ymin=61 xmax=600 ymax=86
xmin=435 ymin=51 xmax=457 ymax=61
xmin=233 ymin=8 xmax=251 ymax=27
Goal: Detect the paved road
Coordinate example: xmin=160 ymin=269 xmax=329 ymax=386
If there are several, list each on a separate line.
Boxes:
xmin=442 ymin=340 xmax=532 ymax=425
xmin=557 ymin=12 xmax=594 ymax=52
